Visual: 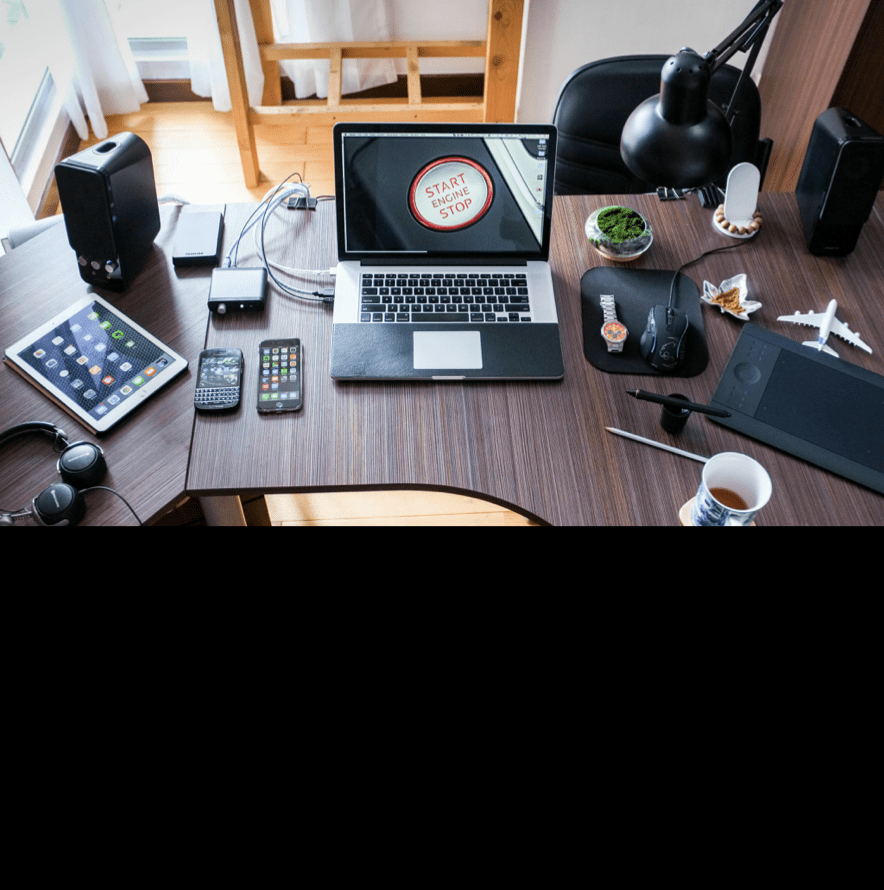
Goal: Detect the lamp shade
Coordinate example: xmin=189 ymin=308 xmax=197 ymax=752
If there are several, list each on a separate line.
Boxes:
xmin=620 ymin=49 xmax=733 ymax=188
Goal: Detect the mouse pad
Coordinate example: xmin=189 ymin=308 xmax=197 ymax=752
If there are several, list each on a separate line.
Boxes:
xmin=581 ymin=267 xmax=708 ymax=376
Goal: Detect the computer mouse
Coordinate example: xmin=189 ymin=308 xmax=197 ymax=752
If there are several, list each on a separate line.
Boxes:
xmin=639 ymin=304 xmax=690 ymax=372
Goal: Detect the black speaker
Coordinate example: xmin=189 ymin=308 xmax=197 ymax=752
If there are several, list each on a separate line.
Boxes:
xmin=55 ymin=132 xmax=161 ymax=291
xmin=795 ymin=107 xmax=884 ymax=257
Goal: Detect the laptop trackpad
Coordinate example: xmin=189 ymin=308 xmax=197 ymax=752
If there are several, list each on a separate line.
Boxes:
xmin=413 ymin=331 xmax=483 ymax=370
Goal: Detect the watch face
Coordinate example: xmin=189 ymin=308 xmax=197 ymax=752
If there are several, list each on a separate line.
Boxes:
xmin=602 ymin=321 xmax=628 ymax=343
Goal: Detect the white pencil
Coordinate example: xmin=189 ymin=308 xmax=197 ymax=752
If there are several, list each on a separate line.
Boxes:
xmin=605 ymin=427 xmax=709 ymax=464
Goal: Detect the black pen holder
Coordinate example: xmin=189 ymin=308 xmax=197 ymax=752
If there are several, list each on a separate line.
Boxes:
xmin=660 ymin=393 xmax=691 ymax=433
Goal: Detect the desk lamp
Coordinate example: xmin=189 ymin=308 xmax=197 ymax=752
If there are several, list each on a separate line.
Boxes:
xmin=620 ymin=0 xmax=783 ymax=189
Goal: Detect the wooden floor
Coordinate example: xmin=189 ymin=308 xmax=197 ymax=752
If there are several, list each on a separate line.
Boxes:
xmin=77 ymin=101 xmax=338 ymax=204
xmin=76 ymin=101 xmax=536 ymax=526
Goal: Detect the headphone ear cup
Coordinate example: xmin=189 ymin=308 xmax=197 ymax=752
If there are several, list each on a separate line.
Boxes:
xmin=57 ymin=442 xmax=107 ymax=488
xmin=32 ymin=483 xmax=86 ymax=526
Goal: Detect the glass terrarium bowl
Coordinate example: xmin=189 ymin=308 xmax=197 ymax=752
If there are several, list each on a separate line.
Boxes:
xmin=585 ymin=205 xmax=653 ymax=262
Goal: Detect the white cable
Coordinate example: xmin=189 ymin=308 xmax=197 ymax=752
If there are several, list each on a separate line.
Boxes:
xmin=255 ymin=182 xmax=331 ymax=284
xmin=259 ymin=186 xmax=333 ymax=302
xmin=249 ymin=183 xmax=309 ymax=259
xmin=253 ymin=186 xmax=334 ymax=280
xmin=223 ymin=181 xmax=306 ymax=269
xmin=222 ymin=173 xmax=335 ymax=303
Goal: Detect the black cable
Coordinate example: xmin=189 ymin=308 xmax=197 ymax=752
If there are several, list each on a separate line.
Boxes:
xmin=81 ymin=487 xmax=144 ymax=525
xmin=2 ymin=486 xmax=143 ymax=525
xmin=667 ymin=232 xmax=758 ymax=310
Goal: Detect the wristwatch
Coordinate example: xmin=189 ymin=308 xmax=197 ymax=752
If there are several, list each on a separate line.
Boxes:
xmin=600 ymin=294 xmax=628 ymax=353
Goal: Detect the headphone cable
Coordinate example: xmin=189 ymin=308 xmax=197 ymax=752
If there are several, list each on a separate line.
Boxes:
xmin=80 ymin=487 xmax=144 ymax=526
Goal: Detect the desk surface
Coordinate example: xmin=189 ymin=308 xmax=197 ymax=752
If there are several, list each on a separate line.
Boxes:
xmin=0 ymin=206 xmax=210 ymax=525
xmin=3 ymin=194 xmax=883 ymax=525
xmin=187 ymin=192 xmax=884 ymax=526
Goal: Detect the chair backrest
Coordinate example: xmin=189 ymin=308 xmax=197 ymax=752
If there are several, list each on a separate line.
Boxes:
xmin=552 ymin=55 xmax=769 ymax=195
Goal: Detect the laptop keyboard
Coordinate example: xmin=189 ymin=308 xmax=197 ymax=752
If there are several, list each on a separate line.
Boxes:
xmin=359 ymin=272 xmax=533 ymax=323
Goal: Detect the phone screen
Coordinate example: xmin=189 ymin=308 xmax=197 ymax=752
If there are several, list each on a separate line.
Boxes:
xmin=258 ymin=339 xmax=301 ymax=412
xmin=198 ymin=353 xmax=242 ymax=389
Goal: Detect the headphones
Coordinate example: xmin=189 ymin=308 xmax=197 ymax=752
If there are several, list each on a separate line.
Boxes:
xmin=0 ymin=421 xmax=107 ymax=526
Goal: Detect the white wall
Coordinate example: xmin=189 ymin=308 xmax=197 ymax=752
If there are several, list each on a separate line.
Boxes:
xmin=387 ymin=0 xmax=488 ymax=75
xmin=386 ymin=0 xmax=777 ymax=123
xmin=518 ymin=0 xmax=771 ymax=123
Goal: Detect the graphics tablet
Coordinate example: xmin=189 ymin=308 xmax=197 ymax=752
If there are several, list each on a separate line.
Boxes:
xmin=4 ymin=295 xmax=188 ymax=434
xmin=709 ymin=324 xmax=884 ymax=494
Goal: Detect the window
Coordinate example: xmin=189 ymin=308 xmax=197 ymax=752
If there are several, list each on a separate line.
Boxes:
xmin=0 ymin=0 xmax=68 ymax=243
xmin=0 ymin=1 xmax=52 ymax=165
xmin=1 ymin=0 xmax=195 ymax=238
xmin=111 ymin=0 xmax=191 ymax=79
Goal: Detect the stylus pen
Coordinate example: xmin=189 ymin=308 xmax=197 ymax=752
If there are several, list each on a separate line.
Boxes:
xmin=605 ymin=427 xmax=709 ymax=464
xmin=626 ymin=389 xmax=732 ymax=418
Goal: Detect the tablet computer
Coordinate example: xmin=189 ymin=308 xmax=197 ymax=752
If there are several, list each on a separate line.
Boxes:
xmin=4 ymin=295 xmax=188 ymax=434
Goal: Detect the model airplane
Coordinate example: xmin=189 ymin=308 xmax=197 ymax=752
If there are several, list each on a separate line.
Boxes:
xmin=777 ymin=299 xmax=872 ymax=357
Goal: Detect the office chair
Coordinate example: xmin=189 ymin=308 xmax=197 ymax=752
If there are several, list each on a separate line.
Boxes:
xmin=552 ymin=55 xmax=772 ymax=195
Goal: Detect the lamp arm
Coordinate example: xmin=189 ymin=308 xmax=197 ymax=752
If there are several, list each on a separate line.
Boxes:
xmin=703 ymin=0 xmax=783 ymax=74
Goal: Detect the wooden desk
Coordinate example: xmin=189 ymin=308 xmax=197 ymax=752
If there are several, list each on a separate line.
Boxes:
xmin=188 ymin=192 xmax=884 ymax=525
xmin=0 ymin=206 xmax=210 ymax=526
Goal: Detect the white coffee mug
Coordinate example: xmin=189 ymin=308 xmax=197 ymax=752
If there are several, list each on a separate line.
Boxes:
xmin=691 ymin=452 xmax=772 ymax=526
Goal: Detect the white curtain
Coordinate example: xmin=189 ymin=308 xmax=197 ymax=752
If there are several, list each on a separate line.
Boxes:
xmin=187 ymin=0 xmax=264 ymax=112
xmin=34 ymin=1 xmax=396 ymax=128
xmin=46 ymin=0 xmax=148 ymax=140
xmin=188 ymin=0 xmax=398 ymax=112
xmin=270 ymin=0 xmax=397 ymax=99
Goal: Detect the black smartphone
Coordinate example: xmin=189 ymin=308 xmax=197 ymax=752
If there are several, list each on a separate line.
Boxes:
xmin=194 ymin=347 xmax=243 ymax=411
xmin=258 ymin=339 xmax=302 ymax=412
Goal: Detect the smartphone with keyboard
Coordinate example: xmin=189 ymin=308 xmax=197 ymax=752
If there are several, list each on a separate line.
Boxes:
xmin=194 ymin=347 xmax=243 ymax=411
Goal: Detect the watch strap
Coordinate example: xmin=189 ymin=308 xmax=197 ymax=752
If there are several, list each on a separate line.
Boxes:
xmin=600 ymin=294 xmax=617 ymax=323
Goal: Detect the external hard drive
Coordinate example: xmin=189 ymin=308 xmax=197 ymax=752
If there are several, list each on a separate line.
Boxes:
xmin=172 ymin=210 xmax=224 ymax=267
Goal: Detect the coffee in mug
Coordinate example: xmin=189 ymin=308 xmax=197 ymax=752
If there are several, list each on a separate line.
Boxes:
xmin=707 ymin=487 xmax=749 ymax=511
xmin=691 ymin=452 xmax=772 ymax=526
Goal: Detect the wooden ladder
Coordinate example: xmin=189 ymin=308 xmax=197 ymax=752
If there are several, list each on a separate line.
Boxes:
xmin=214 ymin=0 xmax=525 ymax=188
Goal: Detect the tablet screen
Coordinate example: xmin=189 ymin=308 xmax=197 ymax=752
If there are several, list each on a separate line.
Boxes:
xmin=5 ymin=296 xmax=188 ymax=433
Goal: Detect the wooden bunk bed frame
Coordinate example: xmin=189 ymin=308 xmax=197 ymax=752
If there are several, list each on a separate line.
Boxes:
xmin=214 ymin=0 xmax=525 ymax=188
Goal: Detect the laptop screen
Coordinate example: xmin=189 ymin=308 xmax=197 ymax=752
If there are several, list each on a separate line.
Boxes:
xmin=334 ymin=123 xmax=557 ymax=262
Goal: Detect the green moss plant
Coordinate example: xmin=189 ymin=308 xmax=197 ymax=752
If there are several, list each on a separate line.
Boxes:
xmin=597 ymin=206 xmax=646 ymax=243
xmin=587 ymin=204 xmax=652 ymax=259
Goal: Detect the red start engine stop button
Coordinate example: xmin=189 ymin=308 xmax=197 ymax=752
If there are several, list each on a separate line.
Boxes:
xmin=409 ymin=157 xmax=494 ymax=231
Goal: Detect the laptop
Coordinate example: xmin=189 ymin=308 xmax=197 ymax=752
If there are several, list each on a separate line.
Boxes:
xmin=330 ymin=122 xmax=564 ymax=380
